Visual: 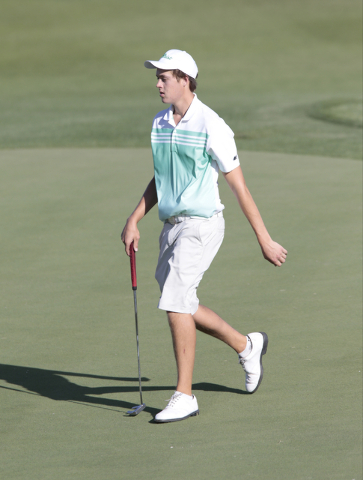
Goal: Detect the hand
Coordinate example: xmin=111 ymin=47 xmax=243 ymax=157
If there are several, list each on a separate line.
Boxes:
xmin=260 ymin=240 xmax=288 ymax=267
xmin=121 ymin=218 xmax=140 ymax=256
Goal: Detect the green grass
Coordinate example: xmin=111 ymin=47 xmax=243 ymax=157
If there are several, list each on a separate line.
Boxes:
xmin=0 ymin=148 xmax=361 ymax=480
xmin=309 ymin=99 xmax=363 ymax=128
xmin=0 ymin=0 xmax=362 ymax=158
xmin=0 ymin=1 xmax=362 ymax=478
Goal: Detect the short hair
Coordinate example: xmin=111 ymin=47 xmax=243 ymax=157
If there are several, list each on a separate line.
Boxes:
xmin=172 ymin=69 xmax=198 ymax=93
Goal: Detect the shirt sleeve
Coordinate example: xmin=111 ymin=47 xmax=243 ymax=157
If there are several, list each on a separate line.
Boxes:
xmin=206 ymin=118 xmax=240 ymax=173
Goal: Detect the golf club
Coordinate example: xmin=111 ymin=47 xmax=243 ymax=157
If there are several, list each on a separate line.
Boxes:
xmin=127 ymin=241 xmax=146 ymax=416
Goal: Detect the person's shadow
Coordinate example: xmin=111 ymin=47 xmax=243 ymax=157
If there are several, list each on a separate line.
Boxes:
xmin=0 ymin=364 xmax=246 ymax=418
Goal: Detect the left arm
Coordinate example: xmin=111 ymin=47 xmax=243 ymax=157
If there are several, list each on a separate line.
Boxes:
xmin=222 ymin=166 xmax=287 ymax=267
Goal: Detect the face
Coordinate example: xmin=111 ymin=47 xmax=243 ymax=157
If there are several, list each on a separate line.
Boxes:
xmin=156 ymin=69 xmax=186 ymax=105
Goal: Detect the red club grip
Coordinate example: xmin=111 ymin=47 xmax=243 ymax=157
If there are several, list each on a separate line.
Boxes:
xmin=129 ymin=241 xmax=137 ymax=290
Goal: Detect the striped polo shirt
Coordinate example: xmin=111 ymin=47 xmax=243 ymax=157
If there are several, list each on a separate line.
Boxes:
xmin=151 ymin=94 xmax=240 ymax=221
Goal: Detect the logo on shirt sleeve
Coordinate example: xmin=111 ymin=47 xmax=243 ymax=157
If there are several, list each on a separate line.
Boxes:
xmin=233 ymin=155 xmax=238 ymax=161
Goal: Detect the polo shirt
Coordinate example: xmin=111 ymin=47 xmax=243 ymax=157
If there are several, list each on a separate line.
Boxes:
xmin=151 ymin=94 xmax=240 ymax=221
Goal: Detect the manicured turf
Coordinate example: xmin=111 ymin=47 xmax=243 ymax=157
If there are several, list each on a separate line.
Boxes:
xmin=0 ymin=148 xmax=361 ymax=480
xmin=0 ymin=0 xmax=362 ymax=158
xmin=1 ymin=0 xmax=362 ymax=477
xmin=310 ymin=99 xmax=363 ymax=128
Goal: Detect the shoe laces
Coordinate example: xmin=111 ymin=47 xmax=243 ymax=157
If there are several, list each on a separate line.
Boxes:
xmin=238 ymin=336 xmax=253 ymax=368
xmin=165 ymin=392 xmax=183 ymax=407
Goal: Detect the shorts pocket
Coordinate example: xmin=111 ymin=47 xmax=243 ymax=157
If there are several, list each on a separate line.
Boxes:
xmin=199 ymin=217 xmax=225 ymax=247
xmin=159 ymin=223 xmax=171 ymax=249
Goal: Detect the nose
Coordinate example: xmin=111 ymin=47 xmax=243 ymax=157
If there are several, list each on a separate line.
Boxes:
xmin=156 ymin=78 xmax=162 ymax=88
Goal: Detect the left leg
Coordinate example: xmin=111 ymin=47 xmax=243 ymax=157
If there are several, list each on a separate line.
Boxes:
xmin=193 ymin=304 xmax=247 ymax=353
xmin=193 ymin=304 xmax=268 ymax=393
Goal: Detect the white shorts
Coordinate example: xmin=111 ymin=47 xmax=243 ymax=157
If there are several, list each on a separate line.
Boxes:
xmin=155 ymin=213 xmax=225 ymax=315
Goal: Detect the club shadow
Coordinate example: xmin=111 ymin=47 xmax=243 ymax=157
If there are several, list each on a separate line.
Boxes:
xmin=0 ymin=364 xmax=247 ymax=417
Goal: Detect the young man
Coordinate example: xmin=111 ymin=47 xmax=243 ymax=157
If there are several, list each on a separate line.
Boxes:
xmin=121 ymin=49 xmax=287 ymax=423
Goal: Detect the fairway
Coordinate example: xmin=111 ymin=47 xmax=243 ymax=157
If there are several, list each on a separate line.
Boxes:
xmin=1 ymin=0 xmax=362 ymax=159
xmin=1 ymin=148 xmax=361 ymax=480
xmin=1 ymin=0 xmax=362 ymax=477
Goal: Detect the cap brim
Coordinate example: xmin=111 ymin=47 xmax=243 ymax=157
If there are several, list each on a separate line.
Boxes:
xmin=144 ymin=60 xmax=169 ymax=70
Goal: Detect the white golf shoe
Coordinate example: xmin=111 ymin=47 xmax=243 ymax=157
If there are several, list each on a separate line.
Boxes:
xmin=154 ymin=391 xmax=199 ymax=423
xmin=239 ymin=332 xmax=268 ymax=393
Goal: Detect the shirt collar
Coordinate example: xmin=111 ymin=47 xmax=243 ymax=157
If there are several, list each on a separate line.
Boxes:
xmin=181 ymin=93 xmax=198 ymax=122
xmin=164 ymin=106 xmax=175 ymax=127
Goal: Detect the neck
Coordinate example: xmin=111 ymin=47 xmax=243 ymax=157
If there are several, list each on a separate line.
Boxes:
xmin=173 ymin=92 xmax=194 ymax=119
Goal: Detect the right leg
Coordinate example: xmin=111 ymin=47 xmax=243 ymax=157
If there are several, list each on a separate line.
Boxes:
xmin=154 ymin=310 xmax=199 ymax=423
xmin=167 ymin=311 xmax=196 ymax=397
xmin=193 ymin=304 xmax=247 ymax=353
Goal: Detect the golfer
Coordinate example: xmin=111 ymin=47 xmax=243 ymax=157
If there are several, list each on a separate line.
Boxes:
xmin=121 ymin=49 xmax=287 ymax=423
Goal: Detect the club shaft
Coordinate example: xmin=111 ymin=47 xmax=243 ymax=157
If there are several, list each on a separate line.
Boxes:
xmin=133 ymin=289 xmax=143 ymax=405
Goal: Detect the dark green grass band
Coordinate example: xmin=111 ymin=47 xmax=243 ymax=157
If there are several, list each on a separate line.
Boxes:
xmin=309 ymin=99 xmax=363 ymax=129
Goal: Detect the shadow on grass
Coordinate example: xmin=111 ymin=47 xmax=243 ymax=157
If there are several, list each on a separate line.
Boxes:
xmin=0 ymin=364 xmax=246 ymax=417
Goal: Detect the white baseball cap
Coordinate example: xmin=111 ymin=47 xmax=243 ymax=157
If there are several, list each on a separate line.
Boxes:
xmin=144 ymin=49 xmax=198 ymax=79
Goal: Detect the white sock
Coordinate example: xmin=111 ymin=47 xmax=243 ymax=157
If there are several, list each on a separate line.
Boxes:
xmin=238 ymin=336 xmax=252 ymax=358
xmin=175 ymin=391 xmax=193 ymax=399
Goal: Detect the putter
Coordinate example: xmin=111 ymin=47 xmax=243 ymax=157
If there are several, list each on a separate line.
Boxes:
xmin=127 ymin=241 xmax=146 ymax=416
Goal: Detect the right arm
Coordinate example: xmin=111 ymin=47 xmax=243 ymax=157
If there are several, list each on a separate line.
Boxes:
xmin=121 ymin=176 xmax=158 ymax=256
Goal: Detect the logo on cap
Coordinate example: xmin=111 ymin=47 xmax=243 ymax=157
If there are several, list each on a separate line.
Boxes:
xmin=162 ymin=54 xmax=172 ymax=60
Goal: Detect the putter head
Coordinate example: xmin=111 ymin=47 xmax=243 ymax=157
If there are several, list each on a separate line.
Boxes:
xmin=127 ymin=403 xmax=146 ymax=416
